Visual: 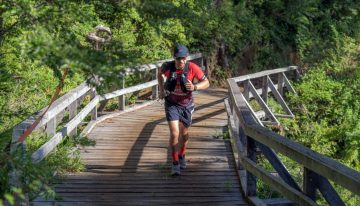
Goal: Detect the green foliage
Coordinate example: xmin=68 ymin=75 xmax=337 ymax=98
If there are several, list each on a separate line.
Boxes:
xmin=1 ymin=132 xmax=91 ymax=204
xmin=285 ymin=68 xmax=360 ymax=170
xmin=249 ymin=99 xmax=261 ymax=112
xmin=279 ymin=36 xmax=360 ymax=204
xmin=1 ymin=0 xmax=360 ymax=204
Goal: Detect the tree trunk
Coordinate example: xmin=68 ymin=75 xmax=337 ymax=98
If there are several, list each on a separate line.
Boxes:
xmin=217 ymin=38 xmax=229 ymax=69
xmin=204 ymin=0 xmax=231 ymax=85
xmin=205 ymin=40 xmax=218 ymax=81
xmin=237 ymin=45 xmax=256 ymax=76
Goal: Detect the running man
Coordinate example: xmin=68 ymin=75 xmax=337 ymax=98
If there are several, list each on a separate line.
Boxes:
xmin=157 ymin=44 xmax=209 ymax=176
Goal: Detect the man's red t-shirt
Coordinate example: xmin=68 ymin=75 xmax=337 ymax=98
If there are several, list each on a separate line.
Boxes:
xmin=161 ymin=61 xmax=206 ymax=106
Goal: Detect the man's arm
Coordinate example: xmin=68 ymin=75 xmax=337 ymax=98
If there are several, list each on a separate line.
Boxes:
xmin=194 ymin=78 xmax=209 ymax=91
xmin=186 ymin=78 xmax=209 ymax=91
xmin=185 ymin=62 xmax=210 ymax=91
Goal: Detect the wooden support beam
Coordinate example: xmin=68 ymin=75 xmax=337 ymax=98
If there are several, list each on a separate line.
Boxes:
xmin=152 ymin=67 xmax=159 ymax=100
xmin=200 ymin=56 xmax=205 ymax=71
xmin=118 ymin=78 xmax=126 ymax=111
xmin=227 ymin=79 xmax=263 ymax=126
xmin=303 ymin=167 xmax=317 ymax=201
xmin=45 ymin=118 xmax=56 ymax=136
xmin=295 ymin=69 xmax=301 ymax=81
xmin=68 ymin=100 xmax=78 ymax=137
xmin=278 ymin=73 xmax=284 ymax=96
xmin=240 ymin=156 xmax=316 ymax=206
xmin=256 ymin=142 xmax=302 ymax=191
xmin=315 ymin=171 xmax=345 ymax=206
xmin=55 ymin=110 xmax=65 ymax=125
xmin=248 ymin=81 xmax=279 ymax=124
xmin=262 ymin=76 xmax=268 ymax=104
xmin=90 ymin=90 xmax=97 ymax=120
xmin=261 ymin=121 xmax=279 ymax=125
xmin=267 ymin=76 xmax=294 ymax=117
xmin=245 ymin=124 xmax=360 ymax=196
xmin=274 ymin=113 xmax=294 ymax=118
xmin=246 ymin=138 xmax=257 ymax=196
xmin=283 ymin=73 xmax=296 ymax=94
xmin=238 ymin=170 xmax=248 ymax=196
xmin=243 ymin=79 xmax=250 ymax=101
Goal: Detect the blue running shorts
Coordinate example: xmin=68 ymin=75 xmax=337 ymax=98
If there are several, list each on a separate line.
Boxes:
xmin=164 ymin=101 xmax=195 ymax=128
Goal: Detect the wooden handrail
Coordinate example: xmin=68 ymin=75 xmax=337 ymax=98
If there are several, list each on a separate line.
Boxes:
xmin=225 ymin=68 xmax=360 ymax=205
xmin=246 ymin=123 xmax=360 ymax=195
xmin=230 ymin=66 xmax=298 ymax=82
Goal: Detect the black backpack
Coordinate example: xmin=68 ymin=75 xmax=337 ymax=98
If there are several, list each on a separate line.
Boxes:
xmin=164 ymin=61 xmax=190 ymax=93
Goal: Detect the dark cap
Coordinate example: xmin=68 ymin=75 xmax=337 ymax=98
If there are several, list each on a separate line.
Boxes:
xmin=173 ymin=44 xmax=189 ymax=58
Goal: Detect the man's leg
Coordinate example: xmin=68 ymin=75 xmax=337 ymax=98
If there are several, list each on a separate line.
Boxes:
xmin=179 ymin=122 xmax=189 ymax=169
xmin=179 ymin=122 xmax=189 ymax=157
xmin=168 ymin=120 xmax=181 ymax=175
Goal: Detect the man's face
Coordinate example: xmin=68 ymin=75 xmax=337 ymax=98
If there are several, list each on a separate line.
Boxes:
xmin=175 ymin=57 xmax=186 ymax=69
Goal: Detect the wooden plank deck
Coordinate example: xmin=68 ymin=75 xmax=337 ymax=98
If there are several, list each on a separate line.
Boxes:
xmin=33 ymin=88 xmax=247 ymax=206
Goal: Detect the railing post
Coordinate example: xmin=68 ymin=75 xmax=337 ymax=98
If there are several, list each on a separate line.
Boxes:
xmin=235 ymin=120 xmax=242 ymax=169
xmin=45 ymin=118 xmax=56 ymax=136
xmin=152 ymin=67 xmax=159 ymax=99
xmin=294 ymin=67 xmax=301 ymax=81
xmin=246 ymin=137 xmax=257 ymax=196
xmin=238 ymin=123 xmax=248 ymax=194
xmin=118 ymin=78 xmax=126 ymax=111
xmin=262 ymin=75 xmax=268 ymax=104
xmin=278 ymin=73 xmax=284 ymax=96
xmin=68 ymin=100 xmax=77 ymax=136
xmin=228 ymin=91 xmax=234 ymax=115
xmin=200 ymin=56 xmax=205 ymax=71
xmin=243 ymin=80 xmax=250 ymax=101
xmin=90 ymin=90 xmax=97 ymax=120
xmin=303 ymin=167 xmax=317 ymax=201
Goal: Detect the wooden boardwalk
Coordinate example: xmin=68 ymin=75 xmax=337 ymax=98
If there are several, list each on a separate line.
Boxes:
xmin=34 ymin=88 xmax=247 ymax=205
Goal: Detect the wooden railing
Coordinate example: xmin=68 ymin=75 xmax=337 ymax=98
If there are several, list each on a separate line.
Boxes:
xmin=10 ymin=53 xmax=204 ymax=163
xmin=225 ymin=67 xmax=360 ymax=205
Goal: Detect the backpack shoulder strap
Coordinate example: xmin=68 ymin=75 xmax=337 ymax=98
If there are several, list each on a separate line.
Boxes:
xmin=170 ymin=61 xmax=176 ymax=73
xmin=183 ymin=61 xmax=190 ymax=81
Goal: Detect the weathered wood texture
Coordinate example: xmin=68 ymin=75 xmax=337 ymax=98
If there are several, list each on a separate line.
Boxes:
xmin=226 ymin=69 xmax=360 ymax=205
xmin=32 ymin=88 xmax=248 ymax=206
xmin=231 ymin=66 xmax=297 ymax=83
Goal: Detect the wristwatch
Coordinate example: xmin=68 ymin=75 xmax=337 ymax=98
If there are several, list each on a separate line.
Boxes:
xmin=194 ymin=85 xmax=198 ymax=91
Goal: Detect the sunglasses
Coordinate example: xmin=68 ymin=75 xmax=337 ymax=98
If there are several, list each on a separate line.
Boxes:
xmin=175 ymin=57 xmax=186 ymax=61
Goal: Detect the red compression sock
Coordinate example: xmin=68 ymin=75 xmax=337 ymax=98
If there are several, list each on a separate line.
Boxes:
xmin=179 ymin=145 xmax=186 ymax=157
xmin=172 ymin=152 xmax=179 ymax=163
